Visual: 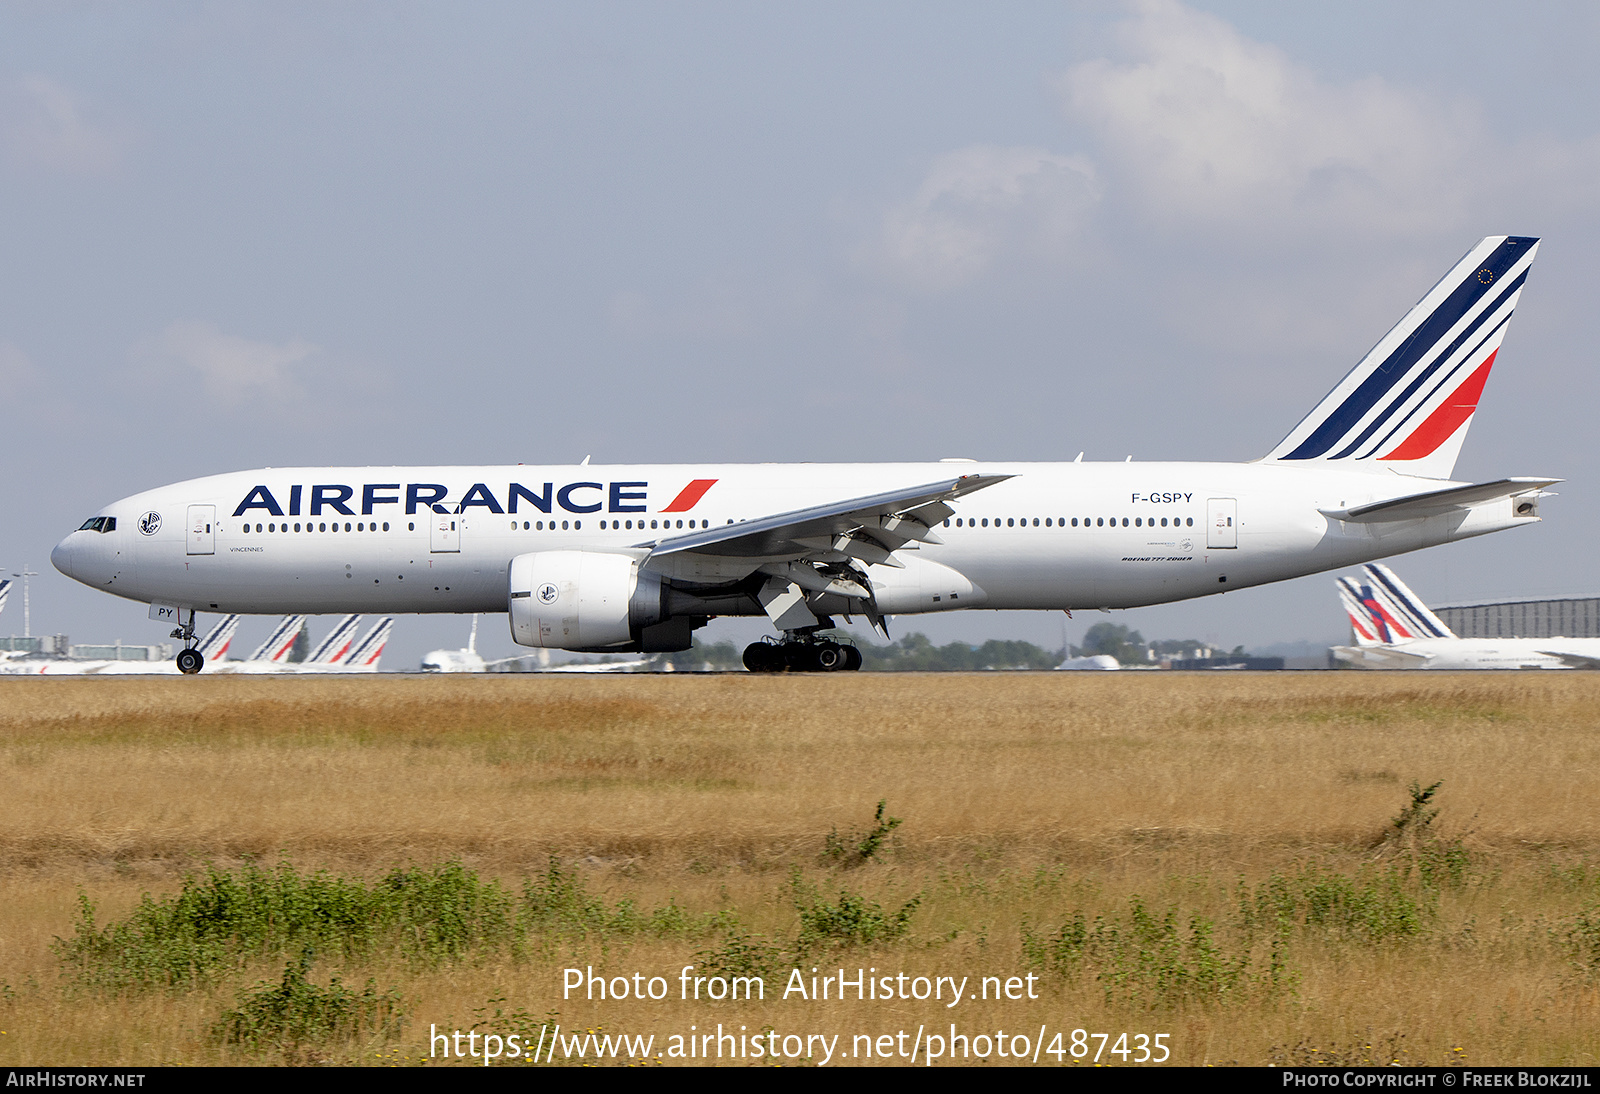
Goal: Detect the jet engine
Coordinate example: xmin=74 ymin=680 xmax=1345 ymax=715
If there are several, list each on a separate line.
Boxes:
xmin=508 ymin=550 xmax=694 ymax=652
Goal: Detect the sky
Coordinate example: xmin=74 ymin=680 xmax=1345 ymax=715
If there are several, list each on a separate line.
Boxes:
xmin=3 ymin=1 xmax=1600 ymax=667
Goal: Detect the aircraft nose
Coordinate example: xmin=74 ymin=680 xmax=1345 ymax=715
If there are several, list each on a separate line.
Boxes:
xmin=51 ymin=536 xmax=76 ymax=580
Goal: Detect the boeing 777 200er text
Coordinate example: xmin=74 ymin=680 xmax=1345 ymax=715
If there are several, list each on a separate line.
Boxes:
xmin=53 ymin=236 xmax=1559 ymax=673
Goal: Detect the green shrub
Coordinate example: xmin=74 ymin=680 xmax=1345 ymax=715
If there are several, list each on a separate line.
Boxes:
xmin=212 ymin=949 xmax=403 ymax=1057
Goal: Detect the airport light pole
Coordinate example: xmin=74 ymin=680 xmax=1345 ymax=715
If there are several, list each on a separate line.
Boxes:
xmin=12 ymin=567 xmax=36 ymax=638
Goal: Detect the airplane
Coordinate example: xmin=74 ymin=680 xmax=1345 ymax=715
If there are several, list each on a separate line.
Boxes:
xmin=1332 ymin=563 xmax=1600 ymax=670
xmin=51 ymin=236 xmax=1559 ymax=674
xmin=1056 ymin=654 xmax=1120 ymax=671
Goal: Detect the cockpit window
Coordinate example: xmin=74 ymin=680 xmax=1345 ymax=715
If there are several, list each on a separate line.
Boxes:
xmin=77 ymin=517 xmax=115 ymax=533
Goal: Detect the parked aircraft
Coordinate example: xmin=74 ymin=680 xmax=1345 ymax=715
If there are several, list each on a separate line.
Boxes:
xmin=1333 ymin=563 xmax=1600 ymax=670
xmin=0 ymin=614 xmax=392 ymax=674
xmin=52 ymin=237 xmax=1558 ymax=673
xmin=1056 ymin=654 xmax=1120 ymax=671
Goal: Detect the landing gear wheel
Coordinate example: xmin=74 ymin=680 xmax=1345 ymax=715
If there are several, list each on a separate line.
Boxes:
xmin=783 ymin=643 xmax=820 ymax=672
xmin=743 ymin=642 xmax=779 ymax=673
xmin=815 ymin=642 xmax=846 ymax=672
xmin=842 ymin=645 xmax=863 ymax=671
xmin=175 ymin=648 xmax=204 ymax=675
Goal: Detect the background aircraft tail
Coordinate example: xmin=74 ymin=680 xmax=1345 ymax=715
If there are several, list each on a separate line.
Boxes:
xmin=1336 ymin=579 xmax=1384 ymax=646
xmin=0 ymin=578 xmax=9 ymax=617
xmin=250 ymin=615 xmax=307 ymax=662
xmin=1360 ymin=563 xmax=1456 ymax=639
xmin=343 ymin=617 xmax=394 ymax=670
xmin=308 ymin=615 xmax=362 ymax=665
xmin=1265 ymin=236 xmax=1539 ymax=479
xmin=195 ymin=614 xmax=242 ymax=661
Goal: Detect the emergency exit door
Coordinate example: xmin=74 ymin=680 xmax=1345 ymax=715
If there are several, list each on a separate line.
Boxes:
xmin=186 ymin=505 xmax=215 ymax=555
xmin=1207 ymin=498 xmax=1237 ymax=549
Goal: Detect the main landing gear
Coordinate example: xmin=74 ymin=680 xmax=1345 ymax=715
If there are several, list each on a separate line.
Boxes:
xmin=170 ymin=611 xmax=204 ymax=675
xmin=742 ymin=636 xmax=863 ymax=673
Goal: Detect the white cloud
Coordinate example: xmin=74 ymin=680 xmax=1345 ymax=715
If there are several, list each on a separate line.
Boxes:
xmin=2 ymin=76 xmax=132 ymax=175
xmin=145 ymin=321 xmax=320 ymax=406
xmin=872 ymin=145 xmax=1101 ymax=291
xmin=1060 ymin=1 xmax=1483 ymax=236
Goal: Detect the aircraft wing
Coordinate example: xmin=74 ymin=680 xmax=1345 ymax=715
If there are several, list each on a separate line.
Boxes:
xmin=1535 ymin=650 xmax=1600 ymax=670
xmin=643 ymin=474 xmax=1010 ymax=566
xmin=1321 ymin=478 xmax=1559 ymax=523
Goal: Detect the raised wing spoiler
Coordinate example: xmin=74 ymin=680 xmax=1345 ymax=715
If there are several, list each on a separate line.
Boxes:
xmin=1320 ymin=477 xmax=1559 ymax=524
xmin=642 ymin=474 xmax=1011 ymax=563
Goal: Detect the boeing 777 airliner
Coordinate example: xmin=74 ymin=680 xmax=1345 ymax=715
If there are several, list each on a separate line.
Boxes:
xmin=53 ymin=236 xmax=1558 ymax=673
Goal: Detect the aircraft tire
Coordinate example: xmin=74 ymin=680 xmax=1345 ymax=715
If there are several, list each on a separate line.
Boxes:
xmin=815 ymin=642 xmax=846 ymax=672
xmin=842 ymin=645 xmax=863 ymax=671
xmin=176 ymin=648 xmax=204 ymax=675
xmin=742 ymin=643 xmax=778 ymax=673
xmin=784 ymin=643 xmax=820 ymax=673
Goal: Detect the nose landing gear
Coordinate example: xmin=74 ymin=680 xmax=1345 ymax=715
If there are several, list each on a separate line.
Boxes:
xmin=170 ymin=610 xmax=204 ymax=674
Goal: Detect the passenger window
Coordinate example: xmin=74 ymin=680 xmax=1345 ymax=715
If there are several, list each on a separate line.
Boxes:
xmin=1096 ymin=518 xmax=1103 ymax=527
xmin=383 ymin=523 xmax=390 ymax=531
xmin=1033 ymin=518 xmax=1039 ymax=527
xmin=1186 ymin=517 xmax=1194 ymax=526
xmin=1122 ymin=518 xmax=1129 ymax=527
xmin=1071 ymin=518 xmax=1078 ymax=527
xmin=1045 ymin=519 xmax=1051 ymax=527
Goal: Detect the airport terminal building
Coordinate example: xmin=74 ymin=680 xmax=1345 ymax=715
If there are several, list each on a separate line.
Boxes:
xmin=1434 ymin=596 xmax=1600 ymax=639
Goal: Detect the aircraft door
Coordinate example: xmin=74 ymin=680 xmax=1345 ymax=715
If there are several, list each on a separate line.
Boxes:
xmin=1207 ymin=498 xmax=1237 ymax=549
xmin=430 ymin=512 xmax=461 ymax=553
xmin=186 ymin=505 xmax=216 ymax=555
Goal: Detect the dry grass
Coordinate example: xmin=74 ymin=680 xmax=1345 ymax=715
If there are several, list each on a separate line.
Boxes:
xmin=0 ymin=672 xmax=1598 ymax=1066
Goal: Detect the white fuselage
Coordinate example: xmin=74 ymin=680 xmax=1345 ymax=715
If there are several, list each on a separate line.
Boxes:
xmin=1334 ymin=638 xmax=1600 ymax=671
xmin=52 ymin=461 xmax=1539 ymax=636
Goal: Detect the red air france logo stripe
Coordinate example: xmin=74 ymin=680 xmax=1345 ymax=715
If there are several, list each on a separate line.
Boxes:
xmin=1380 ymin=353 xmax=1497 ymax=461
xmin=661 ymin=478 xmax=718 ymax=513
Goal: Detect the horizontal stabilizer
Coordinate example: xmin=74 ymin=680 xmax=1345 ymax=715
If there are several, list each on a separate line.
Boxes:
xmin=1321 ymin=478 xmax=1558 ymax=523
xmin=1331 ymin=644 xmax=1434 ymax=669
xmin=1536 ymin=651 xmax=1600 ymax=670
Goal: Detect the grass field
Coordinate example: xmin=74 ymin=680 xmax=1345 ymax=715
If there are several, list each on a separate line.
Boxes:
xmin=1 ymin=672 xmax=1598 ymax=1067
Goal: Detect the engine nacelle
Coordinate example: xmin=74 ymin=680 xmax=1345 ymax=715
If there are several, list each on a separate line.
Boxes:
xmin=508 ymin=551 xmax=667 ymax=650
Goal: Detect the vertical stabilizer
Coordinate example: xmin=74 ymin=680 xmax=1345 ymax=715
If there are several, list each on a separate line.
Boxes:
xmin=1336 ymin=578 xmax=1383 ymax=647
xmin=1265 ymin=236 xmax=1539 ymax=479
xmin=196 ymin=615 xmax=242 ymax=660
xmin=1361 ymin=564 xmax=1457 ymax=639
xmin=250 ymin=616 xmax=307 ymax=662
xmin=309 ymin=615 xmax=362 ymax=665
xmin=344 ymin=617 xmax=394 ymax=670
